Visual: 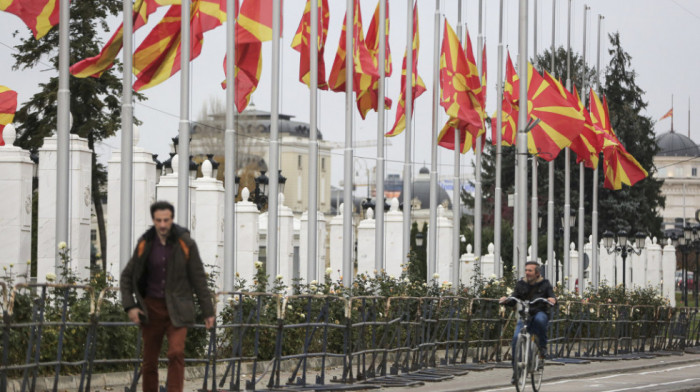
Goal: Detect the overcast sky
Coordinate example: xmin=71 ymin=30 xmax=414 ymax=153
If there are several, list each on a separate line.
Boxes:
xmin=1 ymin=0 xmax=698 ymax=188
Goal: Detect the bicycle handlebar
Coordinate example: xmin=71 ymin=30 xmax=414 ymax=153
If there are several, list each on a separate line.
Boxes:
xmin=501 ymin=296 xmax=554 ymax=307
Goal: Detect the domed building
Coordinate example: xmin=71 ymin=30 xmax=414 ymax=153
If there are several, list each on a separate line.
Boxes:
xmin=653 ymin=129 xmax=700 ymax=232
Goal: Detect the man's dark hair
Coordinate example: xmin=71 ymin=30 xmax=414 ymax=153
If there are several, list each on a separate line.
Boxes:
xmin=525 ymin=261 xmax=541 ymax=275
xmin=150 ymin=201 xmax=175 ymax=218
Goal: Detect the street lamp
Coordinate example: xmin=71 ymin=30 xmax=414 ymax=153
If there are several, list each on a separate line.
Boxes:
xmin=152 ymin=154 xmax=162 ymax=184
xmin=416 ymin=232 xmax=425 ymax=247
xmin=188 ymin=156 xmax=198 ymax=179
xmin=692 ymin=225 xmax=700 ymax=308
xmin=602 ymin=229 xmax=646 ymax=291
xmin=206 ymin=154 xmax=219 ymax=180
xmin=674 ymin=224 xmax=696 ymax=307
xmin=163 ymin=152 xmax=175 ymax=175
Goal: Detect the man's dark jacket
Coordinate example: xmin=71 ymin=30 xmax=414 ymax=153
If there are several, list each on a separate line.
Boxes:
xmin=120 ymin=224 xmax=215 ymax=327
xmin=509 ymin=277 xmax=555 ymax=316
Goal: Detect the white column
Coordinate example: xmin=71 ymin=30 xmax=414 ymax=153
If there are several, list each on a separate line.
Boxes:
xmin=433 ymin=206 xmax=454 ymax=284
xmin=277 ymin=193 xmax=295 ymax=286
xmin=645 ymin=237 xmax=662 ymax=288
xmin=156 ymin=154 xmax=196 ymax=237
xmin=569 ymin=242 xmax=579 ymax=292
xmin=630 ymin=239 xmax=648 ymax=288
xmin=38 ymin=134 xmax=92 ymax=282
xmin=107 ymin=127 xmax=156 ymax=284
xmin=662 ymin=239 xmax=676 ymax=307
xmin=356 ymin=208 xmax=376 ymax=276
xmin=384 ymin=198 xmax=403 ymax=278
xmin=328 ymin=205 xmax=345 ymax=282
xmin=481 ymin=243 xmax=496 ymax=279
xmin=460 ymin=244 xmax=476 ymax=286
xmin=0 ymin=125 xmax=33 ymax=283
xmin=236 ymin=187 xmax=259 ymax=288
xmin=300 ymin=209 xmax=328 ymax=283
xmin=583 ymin=236 xmax=593 ymax=287
xmin=599 ymin=239 xmax=615 ymax=286
xmin=194 ymin=159 xmax=225 ymax=290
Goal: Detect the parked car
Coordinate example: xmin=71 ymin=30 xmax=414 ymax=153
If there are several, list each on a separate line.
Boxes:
xmin=675 ymin=271 xmax=695 ymax=290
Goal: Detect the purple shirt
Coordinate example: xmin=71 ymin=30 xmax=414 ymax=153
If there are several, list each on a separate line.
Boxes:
xmin=146 ymin=239 xmax=172 ymax=298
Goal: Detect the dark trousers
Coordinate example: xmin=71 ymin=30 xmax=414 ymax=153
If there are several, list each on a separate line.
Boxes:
xmin=142 ymin=297 xmax=187 ymax=392
xmin=511 ymin=311 xmax=549 ymax=368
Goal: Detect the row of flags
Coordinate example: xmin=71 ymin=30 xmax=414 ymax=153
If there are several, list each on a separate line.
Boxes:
xmin=1 ymin=0 xmax=648 ymax=190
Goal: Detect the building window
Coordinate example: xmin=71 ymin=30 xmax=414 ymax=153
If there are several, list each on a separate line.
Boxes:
xmin=677 ymin=167 xmax=684 ymax=177
xmin=321 ymin=158 xmax=326 ymax=171
xmin=91 ymin=229 xmax=97 ymax=242
xmin=693 ymin=167 xmax=697 ymax=177
xmin=298 ymin=155 xmax=302 ymax=170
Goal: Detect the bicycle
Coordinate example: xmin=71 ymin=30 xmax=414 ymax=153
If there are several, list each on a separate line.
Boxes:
xmin=501 ymin=297 xmax=553 ymax=392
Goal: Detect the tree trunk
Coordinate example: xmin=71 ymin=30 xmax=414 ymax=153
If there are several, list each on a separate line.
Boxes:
xmin=86 ymin=133 xmax=108 ymax=272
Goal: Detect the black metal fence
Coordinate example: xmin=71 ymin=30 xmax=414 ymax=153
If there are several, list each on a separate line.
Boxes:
xmin=0 ymin=284 xmax=698 ymax=391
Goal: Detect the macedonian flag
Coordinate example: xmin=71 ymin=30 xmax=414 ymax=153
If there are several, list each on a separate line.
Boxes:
xmin=0 ymin=85 xmax=18 ymax=146
xmin=291 ymin=0 xmax=330 ymax=89
xmin=1 ymin=0 xmax=59 ymax=39
xmin=491 ymin=52 xmax=518 ymax=146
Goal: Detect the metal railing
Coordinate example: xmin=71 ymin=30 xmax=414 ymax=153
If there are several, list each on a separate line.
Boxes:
xmin=0 ymin=284 xmax=698 ymax=391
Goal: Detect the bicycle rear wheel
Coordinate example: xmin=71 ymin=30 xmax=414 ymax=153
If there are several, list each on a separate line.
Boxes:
xmin=531 ymin=343 xmax=544 ymax=391
xmin=514 ymin=334 xmax=528 ymax=392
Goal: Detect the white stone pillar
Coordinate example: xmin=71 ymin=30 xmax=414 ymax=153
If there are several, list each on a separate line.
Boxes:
xmin=645 ymin=237 xmax=662 ymax=288
xmin=299 ymin=210 xmax=328 ymax=283
xmin=630 ymin=239 xmax=647 ymax=288
xmin=194 ymin=160 xmax=225 ymax=291
xmin=107 ymin=127 xmax=156 ymax=284
xmin=328 ymin=205 xmax=344 ymax=282
xmin=460 ymin=244 xmax=475 ymax=286
xmin=662 ymin=239 xmax=676 ymax=307
xmin=569 ymin=243 xmax=579 ymax=292
xmin=583 ymin=236 xmax=592 ymax=287
xmin=277 ymin=193 xmax=295 ymax=286
xmin=156 ymin=154 xmax=196 ymax=237
xmin=433 ymin=206 xmax=454 ymax=284
xmin=599 ymin=239 xmax=616 ymax=287
xmin=38 ymin=134 xmax=92 ymax=283
xmin=235 ymin=188 xmax=259 ymax=288
xmin=0 ymin=125 xmax=33 ymax=283
xmin=481 ymin=243 xmax=495 ymax=279
xmin=356 ymin=208 xmax=376 ymax=277
xmin=384 ymin=198 xmax=403 ymax=278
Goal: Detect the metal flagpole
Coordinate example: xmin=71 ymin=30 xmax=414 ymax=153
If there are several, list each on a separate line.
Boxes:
xmin=494 ymin=0 xmax=504 ymax=278
xmin=546 ymin=0 xmax=555 ymax=281
xmin=119 ymin=0 xmax=134 ymax=275
xmin=268 ymin=0 xmax=281 ymax=283
xmin=402 ymin=0 xmax=415 ymax=269
xmin=563 ymin=0 xmax=572 ymax=291
xmin=592 ymin=14 xmax=604 ymax=290
xmin=56 ymin=0 xmax=70 ymax=272
xmin=375 ymin=0 xmax=387 ymax=274
xmin=453 ymin=0 xmax=462 ymax=285
xmin=531 ymin=0 xmax=538 ymax=263
xmin=178 ymin=0 xmax=191 ymax=228
xmin=308 ymin=0 xmax=320 ymax=282
xmin=223 ymin=0 xmax=237 ymax=292
xmin=343 ymin=0 xmax=355 ymax=287
xmin=516 ymin=0 xmax=529 ymax=276
xmin=578 ymin=4 xmax=590 ymax=294
xmin=474 ymin=0 xmax=484 ymax=272
xmin=402 ymin=1 xmax=414 ymax=267
xmin=428 ymin=0 xmax=441 ymax=279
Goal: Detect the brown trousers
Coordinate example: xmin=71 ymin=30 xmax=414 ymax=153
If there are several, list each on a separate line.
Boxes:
xmin=142 ymin=297 xmax=187 ymax=392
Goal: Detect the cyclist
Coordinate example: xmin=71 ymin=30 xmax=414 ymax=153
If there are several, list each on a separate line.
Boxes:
xmin=500 ymin=261 xmax=556 ymax=384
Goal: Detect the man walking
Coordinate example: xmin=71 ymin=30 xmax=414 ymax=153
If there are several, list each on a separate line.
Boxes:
xmin=121 ymin=201 xmax=215 ymax=392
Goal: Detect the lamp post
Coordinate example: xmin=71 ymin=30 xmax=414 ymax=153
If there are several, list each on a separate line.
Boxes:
xmin=251 ymin=170 xmax=286 ymax=211
xmin=692 ymin=225 xmax=700 ymax=308
xmin=672 ymin=224 xmax=695 ymax=307
xmin=602 ymin=229 xmax=646 ymax=291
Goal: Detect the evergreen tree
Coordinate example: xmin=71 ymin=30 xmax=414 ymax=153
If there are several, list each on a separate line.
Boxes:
xmin=599 ymin=32 xmax=664 ymax=238
xmin=11 ymin=0 xmax=146 ymax=271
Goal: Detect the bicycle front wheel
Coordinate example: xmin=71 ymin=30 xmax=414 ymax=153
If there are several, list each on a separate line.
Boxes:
xmin=531 ymin=344 xmax=544 ymax=391
xmin=514 ymin=334 xmax=528 ymax=392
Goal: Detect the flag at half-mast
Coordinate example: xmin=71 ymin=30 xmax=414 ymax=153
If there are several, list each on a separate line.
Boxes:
xmin=132 ymin=0 xmax=226 ymax=91
xmin=491 ymin=52 xmax=518 ymax=146
xmin=71 ymin=0 xmax=181 ymax=78
xmin=1 ymin=0 xmax=59 ymax=39
xmin=386 ymin=1 xmax=425 ymax=137
xmin=291 ymin=0 xmax=330 ymax=89
xmin=659 ymin=108 xmax=673 ymax=121
xmin=437 ymin=21 xmax=486 ymax=153
xmin=221 ymin=0 xmax=278 ymax=112
xmin=589 ymin=88 xmax=647 ymax=190
xmin=0 ymin=85 xmax=18 ymax=146
xmin=327 ymin=0 xmax=379 ymax=111
xmin=354 ymin=0 xmax=392 ymax=119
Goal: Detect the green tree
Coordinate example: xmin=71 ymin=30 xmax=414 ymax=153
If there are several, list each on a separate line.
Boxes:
xmin=599 ymin=32 xmax=664 ymax=238
xmin=11 ymin=0 xmax=146 ymax=271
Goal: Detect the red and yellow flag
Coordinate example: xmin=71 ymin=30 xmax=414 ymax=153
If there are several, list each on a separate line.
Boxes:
xmin=490 ymin=52 xmax=518 ymax=146
xmin=291 ymin=0 xmax=330 ymax=89
xmin=354 ymin=0 xmax=392 ymax=119
xmin=1 ymin=0 xmax=59 ymax=39
xmin=438 ymin=21 xmax=486 ymax=152
xmin=327 ymin=0 xmax=378 ymax=96
xmin=133 ymin=0 xmax=226 ymax=91
xmin=386 ymin=1 xmax=424 ymax=137
xmin=659 ymin=108 xmax=673 ymax=121
xmin=71 ymin=0 xmax=181 ymax=78
xmin=0 ymin=85 xmax=18 ymax=146
xmin=589 ymin=89 xmax=647 ymax=189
